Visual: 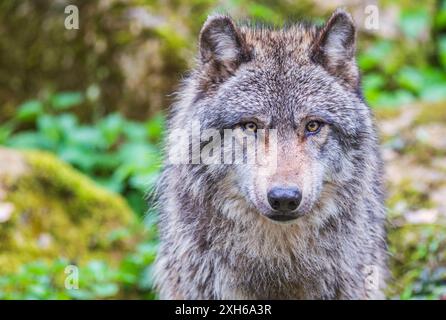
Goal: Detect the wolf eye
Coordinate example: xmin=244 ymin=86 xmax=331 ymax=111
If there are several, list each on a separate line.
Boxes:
xmin=305 ymin=120 xmax=322 ymax=134
xmin=243 ymin=122 xmax=257 ymax=133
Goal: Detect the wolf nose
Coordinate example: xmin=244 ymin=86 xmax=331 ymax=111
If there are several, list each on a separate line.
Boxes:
xmin=267 ymin=187 xmax=302 ymax=212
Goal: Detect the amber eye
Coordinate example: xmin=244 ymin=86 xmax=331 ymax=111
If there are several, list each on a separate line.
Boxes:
xmin=305 ymin=120 xmax=322 ymax=133
xmin=243 ymin=122 xmax=258 ymax=133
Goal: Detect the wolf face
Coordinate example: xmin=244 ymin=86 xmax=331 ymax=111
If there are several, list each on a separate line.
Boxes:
xmin=156 ymin=9 xmax=387 ymax=300
xmin=182 ymin=10 xmax=375 ymax=224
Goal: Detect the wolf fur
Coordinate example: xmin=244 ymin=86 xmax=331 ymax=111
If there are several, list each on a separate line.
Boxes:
xmin=153 ymin=9 xmax=388 ymax=299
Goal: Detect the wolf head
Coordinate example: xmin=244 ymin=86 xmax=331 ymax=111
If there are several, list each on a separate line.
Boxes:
xmin=168 ymin=9 xmax=378 ymax=225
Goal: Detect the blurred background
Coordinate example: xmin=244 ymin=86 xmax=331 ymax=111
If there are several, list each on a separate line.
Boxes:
xmin=0 ymin=0 xmax=445 ymax=299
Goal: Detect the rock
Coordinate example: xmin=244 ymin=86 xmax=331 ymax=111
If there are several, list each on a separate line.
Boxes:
xmin=0 ymin=202 xmax=14 ymax=223
xmin=379 ymin=105 xmax=419 ymax=138
xmin=431 ymin=187 xmax=446 ymax=217
xmin=432 ymin=157 xmax=446 ymax=172
xmin=385 ymin=156 xmax=446 ymax=187
xmin=405 ymin=208 xmax=439 ymax=224
xmin=416 ymin=124 xmax=446 ymax=150
xmin=0 ymin=148 xmax=139 ymax=273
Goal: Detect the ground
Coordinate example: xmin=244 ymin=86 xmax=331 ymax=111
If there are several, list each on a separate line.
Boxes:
xmin=377 ymin=101 xmax=446 ymax=299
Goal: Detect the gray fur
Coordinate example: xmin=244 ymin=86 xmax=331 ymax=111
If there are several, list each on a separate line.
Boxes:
xmin=153 ymin=9 xmax=388 ymax=300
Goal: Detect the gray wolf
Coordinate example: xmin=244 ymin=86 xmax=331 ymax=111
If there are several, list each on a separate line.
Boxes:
xmin=153 ymin=8 xmax=387 ymax=299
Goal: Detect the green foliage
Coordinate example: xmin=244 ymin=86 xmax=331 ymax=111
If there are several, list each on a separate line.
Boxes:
xmin=0 ymin=240 xmax=158 ymax=299
xmin=1 ymin=91 xmax=164 ymax=216
xmin=360 ymin=3 xmax=446 ymax=108
xmin=389 ymin=225 xmax=446 ymax=300
xmin=399 ymin=8 xmax=430 ymax=40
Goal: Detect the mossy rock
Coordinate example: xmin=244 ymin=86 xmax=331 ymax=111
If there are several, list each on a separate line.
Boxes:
xmin=0 ymin=148 xmax=139 ymax=273
xmin=413 ymin=101 xmax=446 ymax=126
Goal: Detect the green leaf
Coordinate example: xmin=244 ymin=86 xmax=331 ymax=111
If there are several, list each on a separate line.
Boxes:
xmin=123 ymin=122 xmax=147 ymax=142
xmin=399 ymin=9 xmax=430 ymax=39
xmin=420 ymin=84 xmax=446 ymax=102
xmin=358 ymin=41 xmax=393 ymax=71
xmin=438 ymin=36 xmax=446 ymax=68
xmin=91 ymin=283 xmax=119 ymax=298
xmin=435 ymin=1 xmax=446 ymax=28
xmin=37 ymin=115 xmax=63 ymax=143
xmin=130 ymin=171 xmax=160 ymax=191
xmin=16 ymin=100 xmax=43 ymax=122
xmin=66 ymin=126 xmax=105 ymax=149
xmin=95 ymin=174 xmax=125 ymax=193
xmin=125 ymin=190 xmax=147 ymax=216
xmin=58 ymin=146 xmax=97 ymax=171
xmin=138 ymin=265 xmax=155 ymax=290
xmin=99 ymin=113 xmax=125 ymax=146
xmin=57 ymin=113 xmax=78 ymax=132
xmin=0 ymin=124 xmax=14 ymax=144
xmin=375 ymin=90 xmax=415 ymax=108
xmin=6 ymin=132 xmax=54 ymax=150
xmin=68 ymin=289 xmax=95 ymax=300
xmin=146 ymin=113 xmax=165 ymax=141
xmin=51 ymin=92 xmax=84 ymax=110
xmin=396 ymin=67 xmax=425 ymax=93
xmin=362 ymin=73 xmax=385 ymax=91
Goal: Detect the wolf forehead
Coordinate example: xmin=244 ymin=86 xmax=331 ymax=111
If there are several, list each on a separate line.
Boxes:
xmin=239 ymin=23 xmax=321 ymax=61
xmin=197 ymin=10 xmax=359 ymax=90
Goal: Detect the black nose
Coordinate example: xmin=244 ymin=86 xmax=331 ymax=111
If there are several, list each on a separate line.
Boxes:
xmin=267 ymin=187 xmax=302 ymax=212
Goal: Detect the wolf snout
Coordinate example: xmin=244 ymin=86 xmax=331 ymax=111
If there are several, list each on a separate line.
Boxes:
xmin=267 ymin=186 xmax=302 ymax=214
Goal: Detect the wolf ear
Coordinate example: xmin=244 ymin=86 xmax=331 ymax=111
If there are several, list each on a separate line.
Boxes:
xmin=199 ymin=15 xmax=251 ymax=78
xmin=312 ymin=9 xmax=359 ymax=88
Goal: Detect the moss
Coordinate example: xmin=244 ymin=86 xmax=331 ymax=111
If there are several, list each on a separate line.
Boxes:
xmin=387 ymin=178 xmax=433 ymax=216
xmin=0 ymin=150 xmax=140 ymax=273
xmin=387 ymin=224 xmax=446 ymax=299
xmin=413 ymin=101 xmax=446 ymax=126
xmin=398 ymin=139 xmax=446 ymax=165
xmin=374 ymin=107 xmax=402 ymax=121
